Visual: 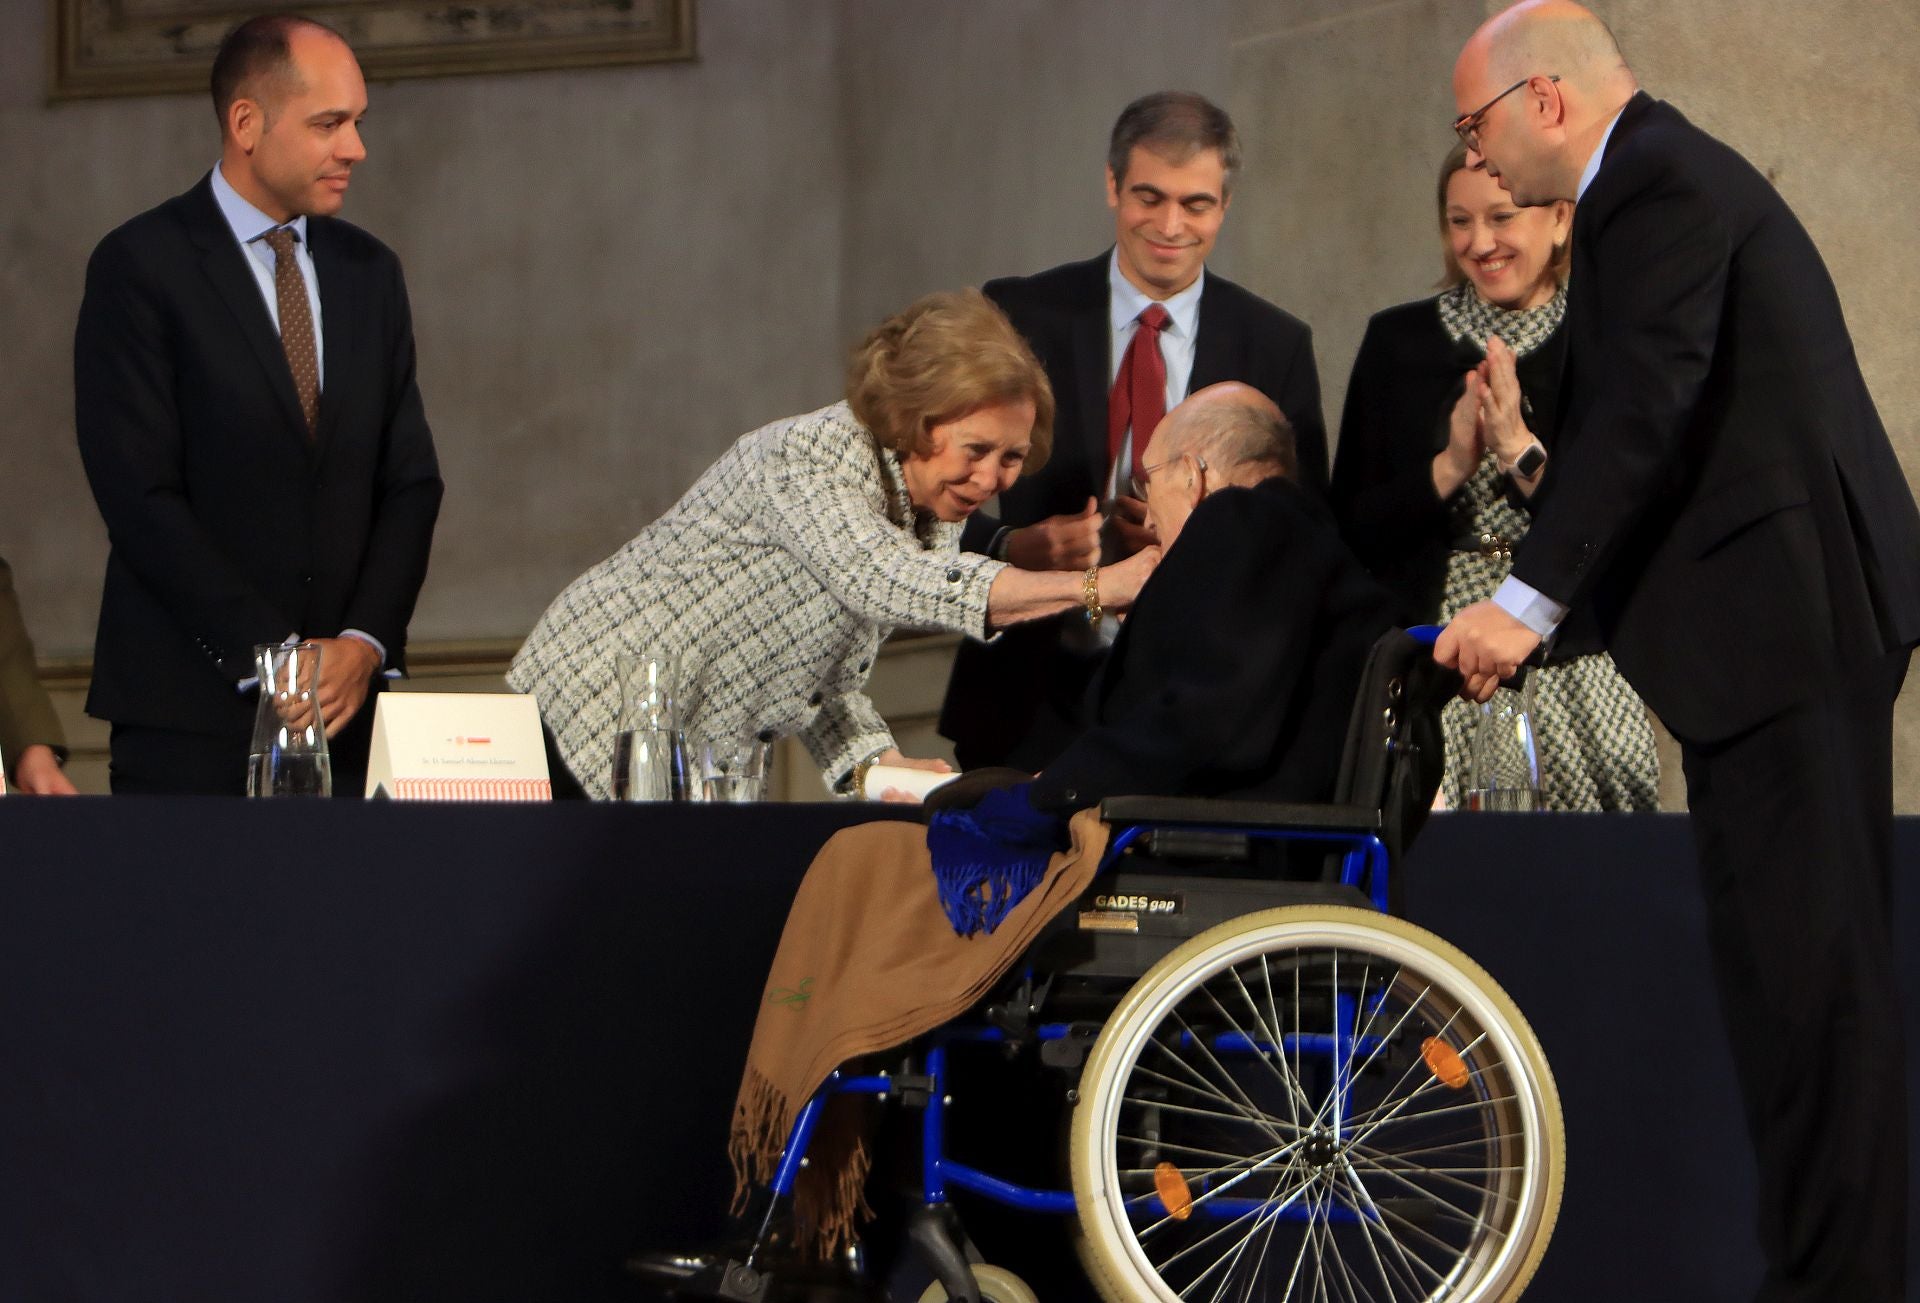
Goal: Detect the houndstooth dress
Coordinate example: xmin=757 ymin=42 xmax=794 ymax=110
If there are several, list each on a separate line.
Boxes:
xmin=509 ymin=402 xmax=1006 ymax=799
xmin=1435 ymin=285 xmax=1661 ymax=811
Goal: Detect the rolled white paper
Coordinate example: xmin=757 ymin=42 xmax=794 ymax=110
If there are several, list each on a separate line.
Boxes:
xmin=861 ymin=764 xmax=962 ymax=801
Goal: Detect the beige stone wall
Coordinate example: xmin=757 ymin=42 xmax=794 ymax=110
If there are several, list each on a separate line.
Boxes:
xmin=0 ymin=0 xmax=851 ymax=657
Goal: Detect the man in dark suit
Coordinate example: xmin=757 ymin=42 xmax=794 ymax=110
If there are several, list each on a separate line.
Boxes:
xmin=1442 ymin=5 xmax=1920 ymax=1298
xmin=940 ymin=92 xmax=1327 ymax=772
xmin=0 ymin=556 xmax=77 ymax=796
xmin=75 ymin=14 xmax=442 ymax=798
xmin=1031 ymin=384 xmax=1394 ymax=813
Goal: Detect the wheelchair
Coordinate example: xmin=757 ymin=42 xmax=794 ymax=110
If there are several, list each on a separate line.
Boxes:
xmin=639 ymin=627 xmax=1564 ymax=1303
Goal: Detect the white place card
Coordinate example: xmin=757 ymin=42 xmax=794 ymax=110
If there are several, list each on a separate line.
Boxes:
xmin=365 ymin=692 xmax=551 ymax=801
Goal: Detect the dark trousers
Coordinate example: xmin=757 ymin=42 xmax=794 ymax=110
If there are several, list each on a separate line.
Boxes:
xmin=1681 ymin=647 xmax=1910 ymax=1303
xmin=111 ymin=704 xmax=374 ymax=799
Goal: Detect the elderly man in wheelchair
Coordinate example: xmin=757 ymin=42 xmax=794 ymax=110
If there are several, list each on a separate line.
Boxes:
xmin=638 ymin=386 xmax=1565 ymax=1303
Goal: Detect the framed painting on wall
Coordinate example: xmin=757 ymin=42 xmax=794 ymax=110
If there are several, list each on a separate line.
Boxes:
xmin=50 ymin=0 xmax=696 ymax=101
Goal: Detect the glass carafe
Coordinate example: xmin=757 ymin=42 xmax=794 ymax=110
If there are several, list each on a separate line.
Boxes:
xmin=611 ymin=650 xmax=688 ymax=801
xmin=248 ymin=642 xmax=332 ymax=797
xmin=1463 ymin=677 xmax=1541 ymax=811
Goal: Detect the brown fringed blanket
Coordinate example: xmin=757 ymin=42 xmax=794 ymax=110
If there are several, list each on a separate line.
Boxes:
xmin=728 ymin=808 xmax=1109 ymax=1258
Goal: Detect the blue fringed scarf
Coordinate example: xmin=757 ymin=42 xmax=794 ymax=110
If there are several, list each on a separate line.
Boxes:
xmin=926 ymin=784 xmax=1070 ymax=937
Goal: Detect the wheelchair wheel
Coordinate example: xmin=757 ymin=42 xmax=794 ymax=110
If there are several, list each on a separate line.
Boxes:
xmin=1069 ymin=905 xmax=1562 ymax=1303
xmin=914 ymin=1263 xmax=1038 ymax=1303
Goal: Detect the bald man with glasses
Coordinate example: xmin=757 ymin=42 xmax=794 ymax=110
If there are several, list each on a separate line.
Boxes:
xmin=1441 ymin=4 xmax=1920 ymax=1299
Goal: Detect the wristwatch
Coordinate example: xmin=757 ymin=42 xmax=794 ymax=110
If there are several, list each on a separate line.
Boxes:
xmin=1504 ymin=439 xmax=1547 ymax=480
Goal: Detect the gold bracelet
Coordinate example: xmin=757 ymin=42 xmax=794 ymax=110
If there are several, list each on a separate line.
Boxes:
xmin=1082 ymin=565 xmax=1102 ymax=624
xmin=846 ymin=748 xmax=888 ymax=798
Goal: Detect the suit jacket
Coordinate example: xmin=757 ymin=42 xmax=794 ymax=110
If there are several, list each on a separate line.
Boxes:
xmin=74 ymin=174 xmax=443 ymax=742
xmin=942 ymin=252 xmax=1327 ymax=768
xmin=1509 ymin=95 xmax=1920 ymax=743
xmin=0 ymin=557 xmax=65 ymax=780
xmin=1030 ymin=477 xmax=1398 ymax=812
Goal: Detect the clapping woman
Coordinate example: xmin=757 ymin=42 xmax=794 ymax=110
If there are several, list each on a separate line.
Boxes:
xmin=1330 ymin=145 xmax=1658 ymax=810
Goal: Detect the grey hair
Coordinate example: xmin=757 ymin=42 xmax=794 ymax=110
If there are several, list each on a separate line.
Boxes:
xmin=1158 ymin=400 xmax=1296 ymax=482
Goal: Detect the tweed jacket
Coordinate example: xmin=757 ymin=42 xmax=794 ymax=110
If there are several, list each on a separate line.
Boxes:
xmin=510 ymin=402 xmax=1005 ymax=797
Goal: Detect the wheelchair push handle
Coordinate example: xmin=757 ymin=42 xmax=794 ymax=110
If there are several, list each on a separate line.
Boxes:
xmin=1407 ymin=622 xmax=1545 ymax=686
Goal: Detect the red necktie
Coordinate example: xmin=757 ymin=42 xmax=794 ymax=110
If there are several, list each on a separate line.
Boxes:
xmin=1108 ymin=302 xmax=1171 ymax=489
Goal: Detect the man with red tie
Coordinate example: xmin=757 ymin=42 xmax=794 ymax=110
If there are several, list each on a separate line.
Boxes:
xmin=940 ymin=91 xmax=1326 ymax=771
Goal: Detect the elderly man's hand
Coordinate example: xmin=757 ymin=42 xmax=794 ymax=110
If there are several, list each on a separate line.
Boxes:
xmin=1006 ymin=499 xmax=1101 ymax=571
xmin=1104 ymin=495 xmax=1157 ymax=557
xmin=1434 ymin=600 xmax=1542 ymax=702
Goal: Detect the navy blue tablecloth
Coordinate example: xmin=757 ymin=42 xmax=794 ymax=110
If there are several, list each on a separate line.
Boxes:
xmin=0 ymin=799 xmax=1911 ymax=1301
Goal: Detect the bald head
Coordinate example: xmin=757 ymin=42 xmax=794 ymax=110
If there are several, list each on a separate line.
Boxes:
xmin=1454 ymin=1 xmax=1637 ymax=207
xmin=1154 ymin=382 xmax=1295 ymax=485
xmin=211 ymin=14 xmax=349 ymax=134
xmin=1475 ymin=1 xmax=1634 ymax=99
xmin=1138 ymin=383 xmax=1293 ymax=550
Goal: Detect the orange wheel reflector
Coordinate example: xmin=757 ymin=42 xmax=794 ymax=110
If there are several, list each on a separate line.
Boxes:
xmin=1154 ymin=1162 xmax=1195 ymax=1220
xmin=1422 ymin=1036 xmax=1471 ymax=1090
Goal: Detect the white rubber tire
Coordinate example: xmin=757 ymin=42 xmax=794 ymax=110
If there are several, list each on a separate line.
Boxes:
xmin=1069 ymin=905 xmax=1563 ymax=1303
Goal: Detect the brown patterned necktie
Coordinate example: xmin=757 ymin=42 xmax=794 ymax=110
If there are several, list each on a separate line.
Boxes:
xmin=262 ymin=226 xmax=320 ymax=437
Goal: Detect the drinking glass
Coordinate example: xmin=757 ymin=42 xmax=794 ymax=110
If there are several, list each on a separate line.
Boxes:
xmin=692 ymin=737 xmax=770 ymax=803
xmin=247 ymin=641 xmax=332 ymax=798
xmin=1462 ymin=678 xmax=1542 ymax=812
xmin=612 ymin=650 xmax=687 ymax=801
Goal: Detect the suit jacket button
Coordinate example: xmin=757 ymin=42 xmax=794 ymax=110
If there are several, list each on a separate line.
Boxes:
xmin=1063 ymin=789 xmax=1078 ymax=804
xmin=946 ymin=568 xmax=962 ymax=582
xmin=808 ymin=691 xmax=823 ymax=706
xmin=857 ymin=659 xmax=871 ymax=672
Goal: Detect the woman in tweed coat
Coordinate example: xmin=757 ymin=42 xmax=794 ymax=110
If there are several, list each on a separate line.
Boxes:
xmin=511 ymin=291 xmax=1161 ymax=799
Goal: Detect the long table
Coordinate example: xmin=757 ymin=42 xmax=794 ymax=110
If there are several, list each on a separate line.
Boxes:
xmin=0 ymin=799 xmax=1913 ymax=1301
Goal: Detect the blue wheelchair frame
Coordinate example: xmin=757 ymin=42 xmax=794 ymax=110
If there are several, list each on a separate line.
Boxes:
xmin=764 ymin=821 xmax=1392 ymax=1236
xmin=760 ymin=624 xmax=1446 ymax=1239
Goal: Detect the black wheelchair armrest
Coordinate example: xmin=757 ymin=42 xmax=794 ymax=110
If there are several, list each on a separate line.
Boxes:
xmin=1099 ymin=795 xmax=1381 ymax=835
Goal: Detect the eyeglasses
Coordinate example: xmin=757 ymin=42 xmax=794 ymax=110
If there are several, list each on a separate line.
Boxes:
xmin=1452 ymin=75 xmax=1559 ymax=152
xmin=1136 ymin=453 xmax=1206 ymax=490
